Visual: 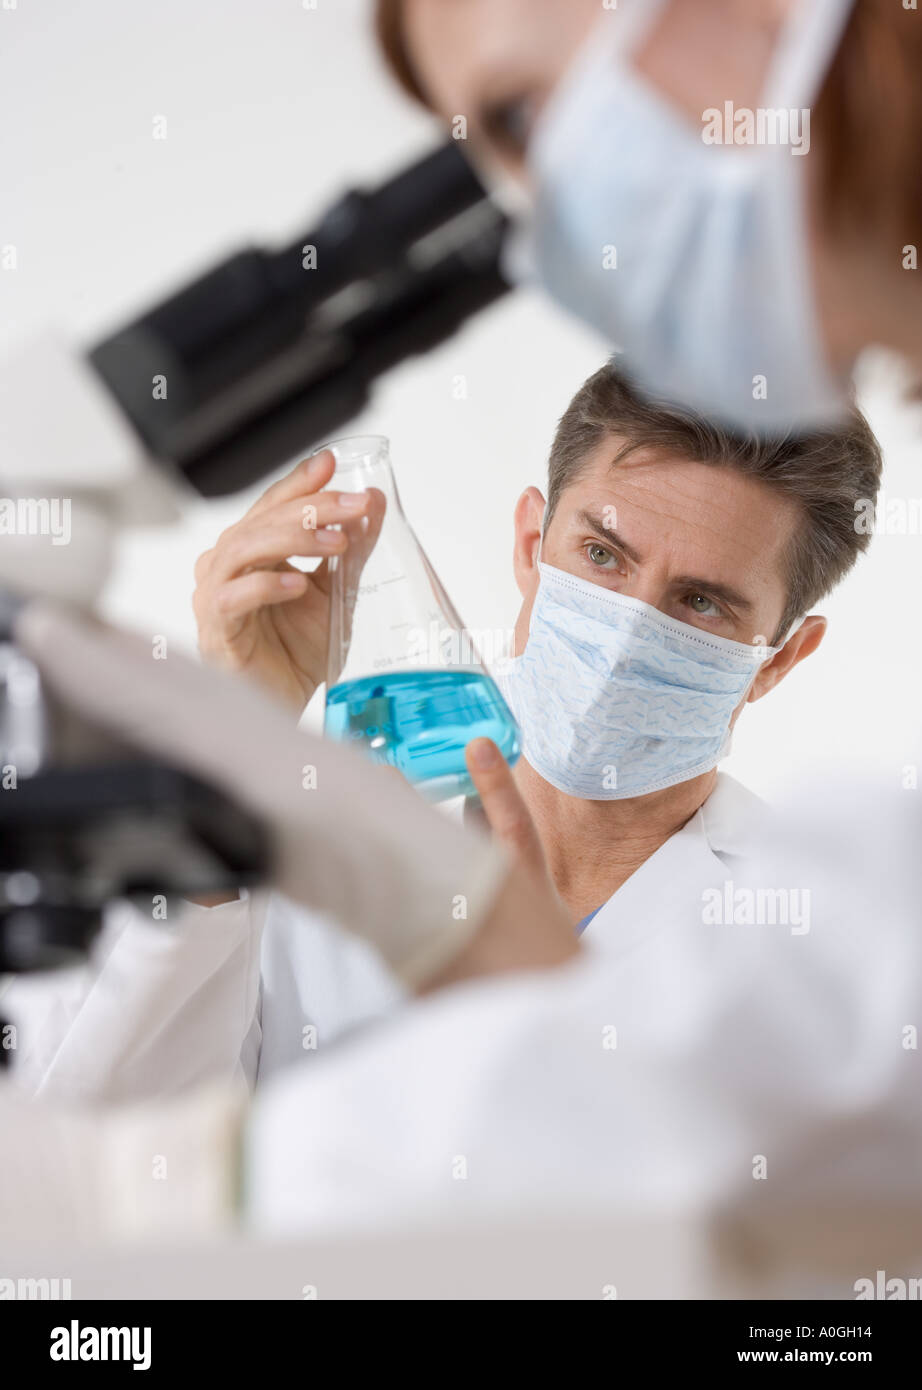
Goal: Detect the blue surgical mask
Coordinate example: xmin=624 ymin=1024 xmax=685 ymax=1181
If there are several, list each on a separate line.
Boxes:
xmin=503 ymin=0 xmax=856 ymax=435
xmin=497 ymin=562 xmax=776 ymax=800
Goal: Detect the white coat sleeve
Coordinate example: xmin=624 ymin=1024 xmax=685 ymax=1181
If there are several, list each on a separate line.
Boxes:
xmin=0 ymin=891 xmax=267 ymax=1104
xmin=244 ymin=781 xmax=922 ymax=1276
xmin=15 ymin=602 xmax=510 ymax=989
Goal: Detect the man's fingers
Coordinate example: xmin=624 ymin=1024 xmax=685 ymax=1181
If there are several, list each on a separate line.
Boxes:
xmin=205 ymin=569 xmax=309 ymax=634
xmin=206 ymin=492 xmax=372 ymax=586
xmin=465 ymin=739 xmax=547 ymax=879
xmin=243 ymin=449 xmax=337 ymax=521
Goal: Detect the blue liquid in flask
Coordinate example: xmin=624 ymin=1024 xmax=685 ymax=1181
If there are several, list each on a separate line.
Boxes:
xmin=325 ymin=669 xmax=520 ymax=800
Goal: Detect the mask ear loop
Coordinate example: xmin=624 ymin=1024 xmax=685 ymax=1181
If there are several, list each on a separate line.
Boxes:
xmin=761 ymin=0 xmax=857 ymax=111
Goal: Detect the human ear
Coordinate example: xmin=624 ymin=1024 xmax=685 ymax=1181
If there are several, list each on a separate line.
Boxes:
xmin=747 ymin=615 xmax=827 ymax=703
xmin=512 ymin=487 xmax=546 ymax=597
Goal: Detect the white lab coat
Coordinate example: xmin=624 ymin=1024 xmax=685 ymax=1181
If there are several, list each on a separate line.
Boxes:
xmin=1 ymin=888 xmax=403 ymax=1103
xmin=5 ymin=769 xmax=921 ymax=1274
xmin=1 ymin=773 xmax=764 ymax=1103
xmin=245 ymin=774 xmax=922 ymax=1269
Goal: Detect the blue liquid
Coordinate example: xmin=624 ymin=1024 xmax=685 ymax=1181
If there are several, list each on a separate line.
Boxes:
xmin=325 ymin=669 xmax=520 ymax=800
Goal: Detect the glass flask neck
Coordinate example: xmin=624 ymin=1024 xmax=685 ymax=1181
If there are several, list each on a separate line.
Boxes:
xmin=323 ymin=434 xmax=400 ymax=507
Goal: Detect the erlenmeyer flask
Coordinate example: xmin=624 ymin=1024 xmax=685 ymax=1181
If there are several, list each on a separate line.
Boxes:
xmin=322 ymin=435 xmax=520 ymax=801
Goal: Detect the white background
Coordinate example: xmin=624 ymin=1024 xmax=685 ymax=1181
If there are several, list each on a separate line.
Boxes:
xmin=2 ymin=0 xmax=920 ymax=799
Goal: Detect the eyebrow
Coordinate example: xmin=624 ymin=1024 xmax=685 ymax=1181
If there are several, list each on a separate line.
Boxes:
xmin=574 ymin=508 xmax=755 ymax=613
xmin=576 ymin=508 xmax=644 ymax=564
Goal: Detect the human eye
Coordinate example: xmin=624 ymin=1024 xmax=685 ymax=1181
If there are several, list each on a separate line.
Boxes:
xmin=684 ymin=592 xmax=725 ymax=620
xmin=482 ymin=94 xmax=540 ymax=157
xmin=584 ymin=542 xmax=621 ymax=571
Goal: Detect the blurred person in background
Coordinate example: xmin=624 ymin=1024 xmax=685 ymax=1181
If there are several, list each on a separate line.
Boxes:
xmin=374 ymin=0 xmax=922 ymax=434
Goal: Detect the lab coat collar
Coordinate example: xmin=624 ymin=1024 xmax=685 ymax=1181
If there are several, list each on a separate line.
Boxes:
xmin=583 ymin=772 xmax=772 ymax=956
xmin=697 ymin=772 xmax=772 ymax=863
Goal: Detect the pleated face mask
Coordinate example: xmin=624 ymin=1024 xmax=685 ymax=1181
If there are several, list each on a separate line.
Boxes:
xmin=503 ymin=0 xmax=856 ymax=436
xmin=497 ymin=562 xmax=776 ymax=800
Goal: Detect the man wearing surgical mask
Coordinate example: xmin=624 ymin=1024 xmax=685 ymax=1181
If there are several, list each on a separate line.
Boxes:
xmin=433 ymin=365 xmax=880 ymax=931
xmin=190 ymin=360 xmax=878 ymax=937
xmin=376 ymin=0 xmax=922 ymax=434
xmin=4 ymin=364 xmax=881 ymax=1097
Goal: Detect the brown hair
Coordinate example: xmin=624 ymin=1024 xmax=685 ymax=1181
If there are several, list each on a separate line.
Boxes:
xmin=375 ymin=0 xmax=922 ymax=247
xmin=813 ymin=0 xmax=922 ymax=247
xmin=545 ymin=363 xmax=882 ymax=644
xmin=374 ymin=0 xmax=428 ymax=107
